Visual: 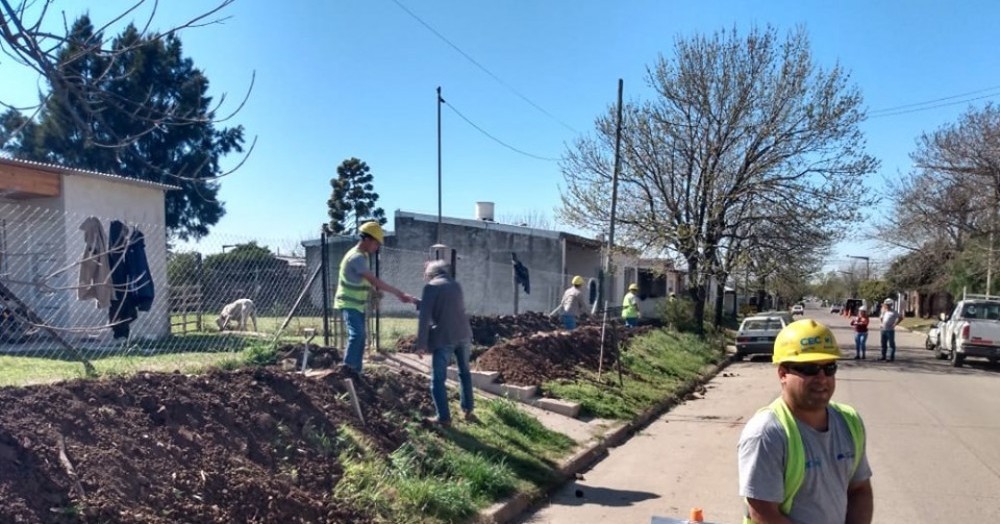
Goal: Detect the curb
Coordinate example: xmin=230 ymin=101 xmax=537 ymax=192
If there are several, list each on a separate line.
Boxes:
xmin=478 ymin=353 xmax=735 ymax=524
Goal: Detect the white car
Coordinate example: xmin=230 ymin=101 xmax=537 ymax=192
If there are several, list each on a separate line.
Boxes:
xmin=735 ymin=315 xmax=788 ymax=360
xmin=791 ymin=304 xmax=805 ymax=316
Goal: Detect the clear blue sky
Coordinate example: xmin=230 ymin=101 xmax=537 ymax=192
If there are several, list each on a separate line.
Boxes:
xmin=6 ymin=0 xmax=1000 ymax=273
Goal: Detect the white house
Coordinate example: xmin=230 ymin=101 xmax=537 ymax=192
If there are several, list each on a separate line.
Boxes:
xmin=0 ymin=157 xmax=176 ymax=347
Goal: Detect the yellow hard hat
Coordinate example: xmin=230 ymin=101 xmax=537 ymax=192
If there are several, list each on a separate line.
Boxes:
xmin=628 ymin=283 xmax=639 ymax=292
xmin=572 ymin=275 xmax=585 ymax=286
xmin=359 ymin=221 xmax=384 ymax=244
xmin=772 ymin=319 xmax=841 ymax=364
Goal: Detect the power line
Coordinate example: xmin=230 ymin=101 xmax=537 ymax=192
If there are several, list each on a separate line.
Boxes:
xmin=869 ymin=84 xmax=1000 ymax=115
xmin=388 ymin=0 xmax=578 ymax=135
xmin=443 ymin=99 xmax=559 ymax=162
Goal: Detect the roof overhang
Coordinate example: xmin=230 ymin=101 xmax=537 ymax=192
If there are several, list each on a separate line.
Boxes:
xmin=0 ymin=161 xmax=61 ymax=199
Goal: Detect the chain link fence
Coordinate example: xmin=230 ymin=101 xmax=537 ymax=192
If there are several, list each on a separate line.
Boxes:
xmin=1 ymin=203 xmax=588 ymax=384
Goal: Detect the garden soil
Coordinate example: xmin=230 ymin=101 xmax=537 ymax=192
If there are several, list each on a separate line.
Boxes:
xmin=0 ymin=354 xmax=433 ymax=524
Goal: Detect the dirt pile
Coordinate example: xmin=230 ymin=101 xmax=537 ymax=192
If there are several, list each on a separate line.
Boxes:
xmin=470 ymin=311 xmax=563 ymax=345
xmin=0 ymin=367 xmax=432 ymax=523
xmin=475 ymin=325 xmax=651 ymax=386
xmin=276 ymin=343 xmax=341 ymax=369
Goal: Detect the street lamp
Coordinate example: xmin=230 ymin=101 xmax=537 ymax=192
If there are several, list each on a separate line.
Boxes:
xmin=847 ymin=255 xmax=870 ymax=281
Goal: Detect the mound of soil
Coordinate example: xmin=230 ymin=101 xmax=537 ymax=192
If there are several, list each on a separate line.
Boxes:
xmin=0 ymin=366 xmax=432 ymax=523
xmin=475 ymin=325 xmax=650 ymax=386
xmin=469 ymin=312 xmax=563 ymax=346
xmin=276 ymin=343 xmax=341 ymax=369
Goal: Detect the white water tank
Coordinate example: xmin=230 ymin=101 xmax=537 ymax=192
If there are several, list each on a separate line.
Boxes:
xmin=475 ymin=201 xmax=495 ymax=221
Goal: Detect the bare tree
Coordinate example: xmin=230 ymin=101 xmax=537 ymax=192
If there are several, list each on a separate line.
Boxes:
xmin=559 ymin=25 xmax=878 ymax=333
xmin=497 ymin=209 xmax=554 ymax=230
xmin=884 ymin=104 xmax=1000 ymax=293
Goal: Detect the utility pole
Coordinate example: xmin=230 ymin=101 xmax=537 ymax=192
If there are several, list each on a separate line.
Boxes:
xmin=848 ymin=255 xmax=870 ymax=281
xmin=437 ymin=86 xmax=443 ymax=244
xmin=605 ymin=79 xmax=624 ymax=310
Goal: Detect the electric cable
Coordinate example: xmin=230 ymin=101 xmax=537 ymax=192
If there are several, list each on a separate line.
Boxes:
xmin=443 ymin=99 xmax=559 ymax=162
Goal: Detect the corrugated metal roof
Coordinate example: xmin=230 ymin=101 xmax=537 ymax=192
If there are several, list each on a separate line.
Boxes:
xmin=0 ymin=155 xmax=181 ymax=191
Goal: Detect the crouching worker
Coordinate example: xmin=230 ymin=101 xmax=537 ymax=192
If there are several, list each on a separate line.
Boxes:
xmin=622 ymin=283 xmax=641 ymax=327
xmin=558 ymin=275 xmax=589 ymax=330
xmin=415 ymin=260 xmax=475 ymax=427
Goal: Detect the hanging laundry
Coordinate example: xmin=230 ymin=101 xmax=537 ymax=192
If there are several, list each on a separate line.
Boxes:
xmin=107 ymin=221 xmax=156 ymax=339
xmin=77 ymin=217 xmax=112 ymax=309
xmin=511 ymin=252 xmax=530 ymax=294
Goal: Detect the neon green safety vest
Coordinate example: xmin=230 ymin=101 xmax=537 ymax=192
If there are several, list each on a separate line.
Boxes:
xmin=742 ymin=397 xmax=865 ymax=524
xmin=333 ymin=246 xmax=371 ymax=312
xmin=622 ymin=292 xmax=639 ymax=319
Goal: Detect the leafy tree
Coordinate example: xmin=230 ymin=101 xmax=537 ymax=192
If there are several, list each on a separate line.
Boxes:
xmin=1 ymin=16 xmax=247 ymax=240
xmin=858 ymin=280 xmax=891 ymax=311
xmin=559 ymin=26 xmax=878 ymax=334
xmin=326 ymin=157 xmax=387 ymax=235
xmin=167 ymin=252 xmax=202 ymax=286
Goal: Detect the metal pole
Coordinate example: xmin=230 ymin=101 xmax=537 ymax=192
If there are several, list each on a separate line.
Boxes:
xmin=606 ymin=79 xmax=624 ymax=309
xmin=320 ymin=231 xmax=330 ymax=347
xmin=437 ymin=86 xmax=443 ymax=245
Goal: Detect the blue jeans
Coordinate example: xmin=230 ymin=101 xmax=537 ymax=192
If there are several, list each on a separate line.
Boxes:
xmin=624 ymin=317 xmax=638 ymax=327
xmin=342 ymin=308 xmax=366 ymax=372
xmin=854 ymin=332 xmax=868 ymax=358
xmin=431 ymin=341 xmax=474 ymax=423
xmin=562 ymin=314 xmax=577 ymax=330
xmin=881 ymin=330 xmax=896 ymax=360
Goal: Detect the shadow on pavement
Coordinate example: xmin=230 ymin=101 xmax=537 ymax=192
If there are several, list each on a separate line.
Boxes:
xmin=554 ymin=484 xmax=660 ymax=507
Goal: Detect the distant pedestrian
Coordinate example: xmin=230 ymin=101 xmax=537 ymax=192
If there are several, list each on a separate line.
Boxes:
xmin=415 ymin=260 xmax=475 ymax=427
xmin=738 ymin=319 xmax=873 ymax=524
xmin=558 ymin=276 xmax=589 ymax=329
xmin=622 ymin=283 xmax=641 ymax=327
xmin=879 ymin=298 xmax=902 ymax=361
xmin=850 ymin=306 xmax=870 ymax=359
xmin=335 ymin=221 xmax=417 ymax=377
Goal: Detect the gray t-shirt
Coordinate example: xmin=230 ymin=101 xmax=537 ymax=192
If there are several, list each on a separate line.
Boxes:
xmin=880 ymin=310 xmax=901 ymax=331
xmin=738 ymin=406 xmax=872 ymax=524
xmin=343 ymin=251 xmax=369 ymax=285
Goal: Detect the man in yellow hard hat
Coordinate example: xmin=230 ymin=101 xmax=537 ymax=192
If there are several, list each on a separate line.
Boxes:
xmin=335 ymin=221 xmax=416 ymax=376
xmin=737 ymin=319 xmax=873 ymax=524
xmin=558 ymin=275 xmax=589 ymax=330
xmin=622 ymin=283 xmax=641 ymax=327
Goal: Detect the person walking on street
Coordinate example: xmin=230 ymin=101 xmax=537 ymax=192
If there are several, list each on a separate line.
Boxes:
xmin=622 ymin=283 xmax=641 ymax=327
xmin=415 ymin=260 xmax=475 ymax=427
xmin=850 ymin=306 xmax=870 ymax=360
xmin=558 ymin=276 xmax=589 ymax=330
xmin=738 ymin=319 xmax=874 ymax=524
xmin=879 ymin=298 xmax=902 ymax=362
xmin=335 ymin=221 xmax=416 ymax=376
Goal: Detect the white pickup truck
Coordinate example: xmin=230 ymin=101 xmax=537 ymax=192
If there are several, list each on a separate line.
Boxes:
xmin=937 ymin=297 xmax=1000 ymax=367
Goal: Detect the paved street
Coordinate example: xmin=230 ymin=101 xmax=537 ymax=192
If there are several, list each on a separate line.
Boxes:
xmin=518 ymin=307 xmax=1000 ymax=524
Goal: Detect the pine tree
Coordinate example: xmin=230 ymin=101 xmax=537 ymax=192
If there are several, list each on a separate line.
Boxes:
xmin=327 ymin=158 xmax=387 ymax=235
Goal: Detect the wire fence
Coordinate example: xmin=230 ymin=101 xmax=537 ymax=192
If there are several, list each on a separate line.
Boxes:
xmin=0 ymin=203 xmax=588 ymax=384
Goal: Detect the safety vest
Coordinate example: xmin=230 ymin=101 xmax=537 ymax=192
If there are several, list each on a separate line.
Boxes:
xmin=333 ymin=246 xmax=371 ymax=312
xmin=742 ymin=397 xmax=864 ymax=523
xmin=622 ymin=292 xmax=639 ymax=319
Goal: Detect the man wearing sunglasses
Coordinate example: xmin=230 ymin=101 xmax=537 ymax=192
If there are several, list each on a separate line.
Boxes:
xmin=738 ymin=319 xmax=874 ymax=524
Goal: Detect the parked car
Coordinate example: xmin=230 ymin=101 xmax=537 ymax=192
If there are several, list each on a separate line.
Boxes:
xmin=937 ymin=297 xmax=1000 ymax=367
xmin=925 ymin=312 xmax=947 ymax=351
xmin=829 ymin=303 xmax=842 ymax=314
xmin=791 ymin=303 xmax=805 ymax=316
xmin=735 ymin=315 xmax=788 ymax=360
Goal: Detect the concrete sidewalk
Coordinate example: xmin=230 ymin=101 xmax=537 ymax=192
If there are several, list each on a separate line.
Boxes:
xmin=378 ymin=349 xmax=734 ymax=524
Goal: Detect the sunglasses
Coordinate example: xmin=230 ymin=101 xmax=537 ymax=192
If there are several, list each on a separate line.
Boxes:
xmin=784 ymin=362 xmax=838 ymax=377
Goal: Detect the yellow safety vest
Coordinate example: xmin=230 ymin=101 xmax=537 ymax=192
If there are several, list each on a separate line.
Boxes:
xmin=333 ymin=246 xmax=371 ymax=312
xmin=622 ymin=292 xmax=639 ymax=319
xmin=742 ymin=397 xmax=864 ymax=523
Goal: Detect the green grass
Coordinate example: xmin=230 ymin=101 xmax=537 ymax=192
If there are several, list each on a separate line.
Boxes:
xmin=170 ymin=313 xmax=418 ymax=350
xmin=0 ymin=349 xmax=250 ymax=387
xmin=334 ymin=398 xmax=576 ymax=523
xmin=543 ymin=329 xmax=725 ymax=419
xmin=898 ymin=316 xmax=939 ymax=332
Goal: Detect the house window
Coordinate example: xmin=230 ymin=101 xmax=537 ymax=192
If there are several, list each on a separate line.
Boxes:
xmin=637 ymin=269 xmax=667 ymax=298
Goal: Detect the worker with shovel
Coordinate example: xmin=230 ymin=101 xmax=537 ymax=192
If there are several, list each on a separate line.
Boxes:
xmin=557 ymin=275 xmax=589 ymax=330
